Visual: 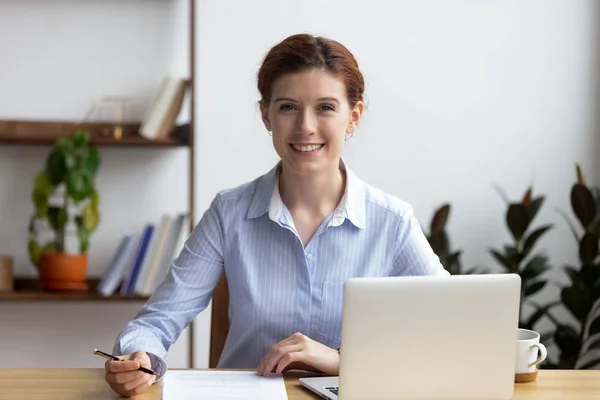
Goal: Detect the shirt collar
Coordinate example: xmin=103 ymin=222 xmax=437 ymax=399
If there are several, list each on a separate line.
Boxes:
xmin=247 ymin=159 xmax=365 ymax=230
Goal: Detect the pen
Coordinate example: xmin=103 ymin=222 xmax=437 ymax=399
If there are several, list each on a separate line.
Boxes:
xmin=93 ymin=349 xmax=159 ymax=377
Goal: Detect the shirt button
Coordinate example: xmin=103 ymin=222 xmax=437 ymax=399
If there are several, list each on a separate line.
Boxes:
xmin=306 ymin=253 xmax=313 ymax=260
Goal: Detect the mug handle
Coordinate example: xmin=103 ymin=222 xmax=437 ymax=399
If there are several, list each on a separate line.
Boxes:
xmin=528 ymin=343 xmax=547 ymax=368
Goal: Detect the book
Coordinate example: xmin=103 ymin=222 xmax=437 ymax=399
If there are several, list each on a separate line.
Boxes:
xmin=121 ymin=224 xmax=154 ymax=295
xmin=139 ymin=76 xmax=187 ymax=140
xmin=97 ymin=234 xmax=136 ymax=296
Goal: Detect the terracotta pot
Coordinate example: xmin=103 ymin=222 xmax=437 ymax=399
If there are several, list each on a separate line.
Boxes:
xmin=39 ymin=253 xmax=89 ymax=291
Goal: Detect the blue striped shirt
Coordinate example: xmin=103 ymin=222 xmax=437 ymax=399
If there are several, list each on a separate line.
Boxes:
xmin=113 ymin=161 xmax=448 ymax=375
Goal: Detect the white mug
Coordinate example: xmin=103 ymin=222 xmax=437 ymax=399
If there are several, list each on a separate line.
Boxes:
xmin=515 ymin=328 xmax=547 ymax=374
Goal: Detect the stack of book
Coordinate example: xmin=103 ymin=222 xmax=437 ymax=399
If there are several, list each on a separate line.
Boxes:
xmin=97 ymin=213 xmax=188 ymax=297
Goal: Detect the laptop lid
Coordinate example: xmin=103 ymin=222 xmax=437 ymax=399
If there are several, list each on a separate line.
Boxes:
xmin=337 ymin=274 xmax=521 ymax=400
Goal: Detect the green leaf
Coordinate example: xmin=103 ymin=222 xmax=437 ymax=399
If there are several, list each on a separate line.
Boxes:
xmin=522 ymin=302 xmax=557 ymax=330
xmin=589 ymin=314 xmax=600 ymax=336
xmin=430 ymin=204 xmax=450 ymax=232
xmin=428 ymin=230 xmax=449 ymax=256
xmin=55 ymin=136 xmax=73 ymax=150
xmin=521 ymin=255 xmax=550 ymax=281
xmin=490 ymin=249 xmax=515 ymax=272
xmin=586 ymin=337 xmax=600 ymax=351
xmin=75 ymin=216 xmax=90 ymax=253
xmin=45 ymin=148 xmax=70 ymax=184
xmin=32 ymin=171 xmax=54 ymax=218
xmin=522 ymin=225 xmax=553 ymax=257
xmin=571 ymin=183 xmax=597 ymax=229
xmin=556 ymin=208 xmax=581 ymax=242
xmin=507 ymin=203 xmax=530 ymax=241
xmin=589 ymin=216 xmax=600 ymax=237
xmin=562 ymin=286 xmax=591 ymax=322
xmin=564 ymin=265 xmax=580 ymax=285
xmin=78 ymin=147 xmax=101 ymax=176
xmin=504 ymin=245 xmax=523 ymax=265
xmin=580 ymin=265 xmax=599 ymax=286
xmin=65 ymin=170 xmax=93 ymax=203
xmin=28 ymin=239 xmax=41 ymax=268
xmin=47 ymin=207 xmax=68 ymax=232
xmin=579 ymin=232 xmax=599 ymax=265
xmin=522 ymin=188 xmax=533 ymax=207
xmin=72 ymin=129 xmax=89 ymax=148
xmin=589 ymin=187 xmax=600 ymax=218
xmin=540 ymin=332 xmax=554 ymax=345
xmin=525 ymin=280 xmax=546 ymax=297
xmin=554 ymin=325 xmax=581 ymax=355
xmin=90 ymin=190 xmax=99 ymax=210
xmin=591 ymin=284 xmax=600 ymax=302
xmin=529 ymin=197 xmax=545 ymax=224
xmin=579 ymin=357 xmax=600 ymax=370
xmin=81 ymin=204 xmax=100 ymax=232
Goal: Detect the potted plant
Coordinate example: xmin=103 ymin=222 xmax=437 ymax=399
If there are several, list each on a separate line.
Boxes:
xmin=489 ymin=186 xmax=554 ymax=330
xmin=27 ymin=129 xmax=101 ymax=291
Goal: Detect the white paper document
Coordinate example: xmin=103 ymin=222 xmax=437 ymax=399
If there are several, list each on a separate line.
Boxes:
xmin=162 ymin=370 xmax=288 ymax=400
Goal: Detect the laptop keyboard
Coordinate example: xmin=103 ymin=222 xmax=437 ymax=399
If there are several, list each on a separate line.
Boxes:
xmin=326 ymin=386 xmax=339 ymax=395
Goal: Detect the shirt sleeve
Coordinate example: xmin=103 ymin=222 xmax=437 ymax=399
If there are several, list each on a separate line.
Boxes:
xmin=113 ymin=195 xmax=226 ymax=378
xmin=392 ymin=208 xmax=449 ymax=276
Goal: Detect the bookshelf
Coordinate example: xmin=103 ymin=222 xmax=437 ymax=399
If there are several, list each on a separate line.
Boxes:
xmin=0 ymin=0 xmax=198 ymax=366
xmin=0 ymin=278 xmax=149 ymax=301
xmin=0 ymin=120 xmax=187 ymax=147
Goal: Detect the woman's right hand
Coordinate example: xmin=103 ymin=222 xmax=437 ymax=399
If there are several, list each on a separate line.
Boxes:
xmin=104 ymin=350 xmax=156 ymax=397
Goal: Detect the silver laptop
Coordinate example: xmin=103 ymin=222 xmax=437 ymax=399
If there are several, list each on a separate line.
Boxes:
xmin=299 ymin=274 xmax=521 ymax=400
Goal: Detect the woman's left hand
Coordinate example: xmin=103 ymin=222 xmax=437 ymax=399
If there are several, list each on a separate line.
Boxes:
xmin=256 ymin=332 xmax=340 ymax=376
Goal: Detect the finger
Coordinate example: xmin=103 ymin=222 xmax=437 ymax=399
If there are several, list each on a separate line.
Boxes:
xmin=128 ymin=375 xmax=156 ymax=397
xmin=106 ymin=359 xmax=140 ymax=373
xmin=122 ymin=372 xmax=153 ymax=394
xmin=262 ymin=344 xmax=302 ymax=377
xmin=276 ymin=351 xmax=303 ymax=374
xmin=105 ymin=370 xmax=145 ymax=385
xmin=132 ymin=357 xmax=151 ymax=369
xmin=257 ymin=335 xmax=302 ymax=375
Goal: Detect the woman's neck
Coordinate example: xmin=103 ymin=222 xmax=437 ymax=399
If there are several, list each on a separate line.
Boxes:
xmin=278 ymin=160 xmax=346 ymax=218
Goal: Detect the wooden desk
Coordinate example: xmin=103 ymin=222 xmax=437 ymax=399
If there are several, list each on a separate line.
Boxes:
xmin=0 ymin=369 xmax=598 ymax=399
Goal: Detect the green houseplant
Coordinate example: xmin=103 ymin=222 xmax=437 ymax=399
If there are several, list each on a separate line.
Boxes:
xmin=544 ymin=165 xmax=600 ymax=369
xmin=426 ymin=203 xmax=480 ymax=275
xmin=28 ymin=129 xmax=101 ymax=291
xmin=489 ymin=186 xmax=554 ymax=330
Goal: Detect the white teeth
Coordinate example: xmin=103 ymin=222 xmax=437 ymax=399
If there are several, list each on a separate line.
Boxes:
xmin=291 ymin=144 xmax=324 ymax=152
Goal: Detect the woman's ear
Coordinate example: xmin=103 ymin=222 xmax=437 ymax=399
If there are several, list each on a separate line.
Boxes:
xmin=350 ymin=101 xmax=365 ymax=128
xmin=259 ymin=101 xmax=272 ymax=131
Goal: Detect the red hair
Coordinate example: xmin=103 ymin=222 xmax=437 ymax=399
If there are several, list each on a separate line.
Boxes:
xmin=257 ymin=34 xmax=365 ymax=107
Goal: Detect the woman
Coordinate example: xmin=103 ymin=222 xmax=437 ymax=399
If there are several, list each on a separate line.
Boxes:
xmin=104 ymin=33 xmax=447 ymax=397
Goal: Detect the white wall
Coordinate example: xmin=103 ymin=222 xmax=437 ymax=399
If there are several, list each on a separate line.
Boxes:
xmin=194 ymin=0 xmax=599 ymax=365
xmin=0 ymin=0 xmax=598 ymax=369
xmin=0 ymin=0 xmax=208 ymax=369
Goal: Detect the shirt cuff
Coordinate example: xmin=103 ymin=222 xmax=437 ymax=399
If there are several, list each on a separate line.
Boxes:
xmin=114 ymin=343 xmax=169 ymax=381
xmin=146 ymin=352 xmax=168 ymax=381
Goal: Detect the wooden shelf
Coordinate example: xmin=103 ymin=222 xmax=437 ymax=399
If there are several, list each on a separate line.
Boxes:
xmin=0 ymin=278 xmax=150 ymax=302
xmin=0 ymin=120 xmax=188 ymax=148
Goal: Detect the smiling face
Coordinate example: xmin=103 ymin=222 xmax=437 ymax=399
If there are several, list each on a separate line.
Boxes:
xmin=260 ymin=68 xmax=363 ymax=177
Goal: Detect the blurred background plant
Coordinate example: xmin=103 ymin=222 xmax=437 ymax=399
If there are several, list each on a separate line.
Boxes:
xmin=543 ymin=165 xmax=600 ymax=369
xmin=426 ymin=203 xmax=480 ymax=275
xmin=489 ymin=186 xmax=554 ymax=331
xmin=28 ymin=129 xmax=101 ymax=267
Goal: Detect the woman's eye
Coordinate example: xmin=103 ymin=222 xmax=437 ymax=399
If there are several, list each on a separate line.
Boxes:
xmin=280 ymin=104 xmax=296 ymax=111
xmin=319 ymin=104 xmax=335 ymax=112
